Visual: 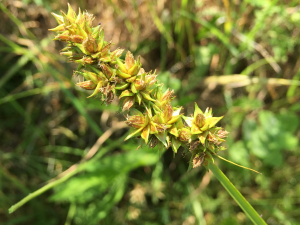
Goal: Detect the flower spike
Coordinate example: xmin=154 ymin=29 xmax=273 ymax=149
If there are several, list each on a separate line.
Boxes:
xmin=50 ymin=5 xmax=233 ymax=171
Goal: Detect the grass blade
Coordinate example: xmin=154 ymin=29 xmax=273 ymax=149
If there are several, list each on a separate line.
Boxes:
xmin=209 ymin=162 xmax=267 ymax=225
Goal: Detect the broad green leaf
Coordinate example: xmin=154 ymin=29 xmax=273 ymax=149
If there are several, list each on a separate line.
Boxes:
xmin=228 ymin=141 xmax=249 ymax=167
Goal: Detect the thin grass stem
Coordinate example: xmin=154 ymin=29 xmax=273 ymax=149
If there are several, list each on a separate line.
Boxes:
xmin=208 ymin=162 xmax=267 ymax=225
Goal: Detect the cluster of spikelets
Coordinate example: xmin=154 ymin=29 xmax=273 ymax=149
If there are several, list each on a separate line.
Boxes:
xmin=49 ymin=4 xmax=229 ymax=169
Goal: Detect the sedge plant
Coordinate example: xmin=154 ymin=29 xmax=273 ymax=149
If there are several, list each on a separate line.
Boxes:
xmin=9 ymin=4 xmax=267 ymax=224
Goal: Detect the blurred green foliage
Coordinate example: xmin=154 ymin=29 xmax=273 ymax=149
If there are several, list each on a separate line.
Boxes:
xmin=1 ymin=0 xmax=300 ymax=224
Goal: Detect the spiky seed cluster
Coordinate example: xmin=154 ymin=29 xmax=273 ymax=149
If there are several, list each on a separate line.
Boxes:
xmin=49 ymin=4 xmax=229 ymax=169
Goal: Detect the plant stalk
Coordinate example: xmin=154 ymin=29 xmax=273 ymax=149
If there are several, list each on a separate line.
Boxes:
xmin=8 ymin=169 xmax=78 ymax=214
xmin=208 ymin=162 xmax=267 ymax=225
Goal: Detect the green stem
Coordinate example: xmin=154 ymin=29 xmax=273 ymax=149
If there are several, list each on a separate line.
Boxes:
xmin=8 ymin=138 xmax=124 ymax=214
xmin=8 ymin=169 xmax=78 ymax=214
xmin=208 ymin=162 xmax=267 ymax=225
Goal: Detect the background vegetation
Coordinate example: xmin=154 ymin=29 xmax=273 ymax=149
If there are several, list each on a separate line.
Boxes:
xmin=1 ymin=0 xmax=300 ymax=224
